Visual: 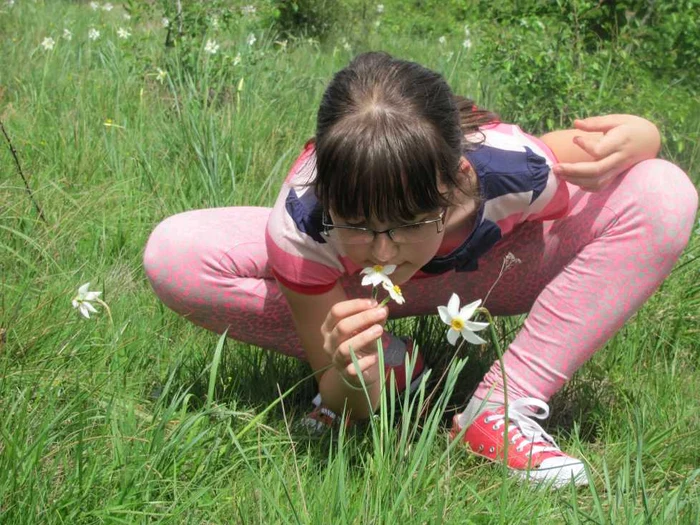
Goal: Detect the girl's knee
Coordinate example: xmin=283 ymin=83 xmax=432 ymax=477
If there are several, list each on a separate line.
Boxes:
xmin=143 ymin=212 xmax=190 ymax=290
xmin=624 ymin=159 xmax=698 ymax=253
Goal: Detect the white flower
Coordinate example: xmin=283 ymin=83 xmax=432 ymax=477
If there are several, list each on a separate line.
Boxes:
xmin=210 ymin=15 xmax=219 ymax=29
xmin=123 ymin=13 xmax=131 ymax=20
xmin=102 ymin=2 xmax=113 ymax=11
xmin=464 ymin=24 xmax=471 ymax=37
xmin=246 ymin=33 xmax=256 ymax=46
xmin=376 ymin=3 xmax=384 ymax=13
xmin=232 ymin=52 xmax=241 ymax=66
xmin=374 ymin=19 xmax=381 ymax=28
xmin=381 ymin=280 xmax=405 ymax=305
xmin=63 ymin=28 xmax=73 ymax=41
xmin=204 ymin=39 xmax=219 ymax=55
xmin=438 ymin=293 xmax=489 ymax=346
xmin=438 ymin=35 xmax=447 ymax=45
xmin=156 ymin=67 xmax=167 ymax=83
xmin=462 ymin=38 xmax=472 ymax=49
xmin=241 ymin=5 xmax=256 ymax=15
xmin=117 ymin=27 xmax=130 ymax=39
xmin=41 ymin=37 xmax=55 ymax=51
xmin=342 ymin=40 xmax=351 ymax=52
xmin=90 ymin=1 xmax=99 ymax=10
xmin=360 ymin=264 xmax=396 ymax=287
xmin=161 ymin=17 xmax=170 ymax=28
xmin=72 ymin=282 xmax=102 ymax=319
xmin=88 ymin=28 xmax=100 ymax=41
xmin=7 ymin=0 xmax=15 ymax=7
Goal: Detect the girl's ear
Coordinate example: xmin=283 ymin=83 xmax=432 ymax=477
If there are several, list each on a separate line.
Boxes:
xmin=459 ymin=156 xmax=472 ymax=174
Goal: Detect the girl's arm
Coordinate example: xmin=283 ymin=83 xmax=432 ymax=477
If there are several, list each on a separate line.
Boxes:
xmin=278 ymin=281 xmax=386 ymax=419
xmin=540 ymin=114 xmax=661 ymax=191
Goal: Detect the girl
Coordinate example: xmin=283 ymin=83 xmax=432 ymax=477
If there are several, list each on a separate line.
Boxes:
xmin=144 ymin=52 xmax=698 ymax=488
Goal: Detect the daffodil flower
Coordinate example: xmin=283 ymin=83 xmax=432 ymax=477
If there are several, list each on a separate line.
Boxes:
xmin=360 ymin=264 xmax=396 ymax=287
xmin=438 ymin=293 xmax=489 ymax=345
xmin=72 ymin=282 xmax=102 ymax=319
xmin=381 ymin=280 xmax=405 ymax=305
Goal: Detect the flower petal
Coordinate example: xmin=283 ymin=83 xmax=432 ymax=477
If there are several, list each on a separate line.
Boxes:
xmin=458 ymin=299 xmax=482 ymax=320
xmin=361 ymin=275 xmax=373 ymax=287
xmin=84 ymin=302 xmax=98 ymax=314
xmin=461 ymin=328 xmax=487 ymax=345
xmin=84 ymin=291 xmax=101 ymax=300
xmin=383 ymin=264 xmax=397 ymax=275
xmin=437 ymin=305 xmax=452 ymax=325
xmin=464 ymin=320 xmax=489 ymax=332
xmin=447 ymin=293 xmax=460 ymax=317
xmin=446 ymin=329 xmax=459 ymax=346
xmin=360 ymin=267 xmax=373 ymax=275
xmin=79 ymin=304 xmax=91 ymax=318
xmin=78 ymin=282 xmax=90 ymax=295
xmin=72 ymin=299 xmax=79 ymax=308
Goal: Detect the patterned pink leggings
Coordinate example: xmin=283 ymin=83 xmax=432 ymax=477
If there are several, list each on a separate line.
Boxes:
xmin=144 ymin=159 xmax=698 ymax=404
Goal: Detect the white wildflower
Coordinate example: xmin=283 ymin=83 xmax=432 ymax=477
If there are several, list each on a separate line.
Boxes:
xmin=7 ymin=0 xmax=15 ymax=7
xmin=464 ymin=24 xmax=471 ymax=37
xmin=63 ymin=28 xmax=73 ymax=41
xmin=381 ymin=280 xmax=405 ymax=305
xmin=438 ymin=35 xmax=447 ymax=45
xmin=374 ymin=19 xmax=381 ymax=28
xmin=123 ymin=13 xmax=131 ymax=20
xmin=210 ymin=15 xmax=219 ymax=29
xmin=204 ymin=39 xmax=219 ymax=55
xmin=117 ymin=27 xmax=130 ymax=39
xmin=102 ymin=2 xmax=113 ymax=11
xmin=72 ymin=283 xmax=102 ymax=319
xmin=90 ymin=1 xmax=99 ymax=10
xmin=342 ymin=40 xmax=351 ymax=52
xmin=156 ymin=67 xmax=167 ymax=83
xmin=41 ymin=37 xmax=55 ymax=51
xmin=438 ymin=294 xmax=489 ymax=346
xmin=462 ymin=38 xmax=472 ymax=49
xmin=241 ymin=5 xmax=256 ymax=15
xmin=246 ymin=33 xmax=256 ymax=46
xmin=161 ymin=17 xmax=170 ymax=28
xmin=233 ymin=52 xmax=241 ymax=66
xmin=88 ymin=28 xmax=100 ymax=41
xmin=360 ymin=264 xmax=396 ymax=287
xmin=376 ymin=3 xmax=384 ymax=13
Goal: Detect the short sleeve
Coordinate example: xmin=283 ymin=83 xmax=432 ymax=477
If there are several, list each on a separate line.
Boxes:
xmin=265 ymin=144 xmax=346 ymax=295
xmin=469 ymin=123 xmax=570 ymax=237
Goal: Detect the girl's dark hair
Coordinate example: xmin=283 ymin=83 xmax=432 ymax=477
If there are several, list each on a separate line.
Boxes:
xmin=314 ymin=51 xmax=499 ymax=223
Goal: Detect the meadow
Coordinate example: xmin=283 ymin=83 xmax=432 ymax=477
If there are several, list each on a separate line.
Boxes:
xmin=1 ymin=1 xmax=699 ymax=523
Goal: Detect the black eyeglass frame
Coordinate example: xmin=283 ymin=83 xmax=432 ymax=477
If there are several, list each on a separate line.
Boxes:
xmin=321 ymin=209 xmax=447 ymax=244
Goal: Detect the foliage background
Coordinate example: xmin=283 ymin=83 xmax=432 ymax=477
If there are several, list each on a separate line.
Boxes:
xmin=1 ymin=0 xmax=699 ymax=523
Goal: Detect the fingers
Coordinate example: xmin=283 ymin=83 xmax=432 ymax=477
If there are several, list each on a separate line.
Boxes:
xmin=322 ymin=299 xmax=388 ymax=372
xmin=571 ymin=133 xmax=621 ymax=160
xmin=321 ymin=298 xmax=378 ymax=335
xmin=573 ymin=114 xmax=635 ymax=133
xmin=553 ymin=152 xmax=627 ymax=191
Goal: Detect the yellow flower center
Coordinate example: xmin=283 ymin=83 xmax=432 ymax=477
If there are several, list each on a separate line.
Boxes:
xmin=450 ymin=318 xmax=464 ymax=331
xmin=392 ymin=285 xmax=401 ymax=294
xmin=373 ymin=264 xmax=384 ymax=273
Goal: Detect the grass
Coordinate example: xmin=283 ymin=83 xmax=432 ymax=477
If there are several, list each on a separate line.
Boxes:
xmin=1 ymin=2 xmax=699 ymax=523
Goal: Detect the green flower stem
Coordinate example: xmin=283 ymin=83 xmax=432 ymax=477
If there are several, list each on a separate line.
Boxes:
xmin=476 ymin=307 xmax=510 ymax=474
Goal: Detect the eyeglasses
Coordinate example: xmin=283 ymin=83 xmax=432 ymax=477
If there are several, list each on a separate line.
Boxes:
xmin=321 ymin=209 xmax=446 ymax=245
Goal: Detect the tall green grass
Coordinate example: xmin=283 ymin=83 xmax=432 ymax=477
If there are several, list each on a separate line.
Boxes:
xmin=1 ymin=2 xmax=699 ymax=523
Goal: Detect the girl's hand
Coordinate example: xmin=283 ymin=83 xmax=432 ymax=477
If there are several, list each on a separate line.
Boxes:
xmin=552 ymin=114 xmax=661 ymax=192
xmin=321 ymin=298 xmax=387 ymax=388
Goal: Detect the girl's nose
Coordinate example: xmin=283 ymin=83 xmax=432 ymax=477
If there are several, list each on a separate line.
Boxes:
xmin=370 ymin=231 xmax=398 ymax=263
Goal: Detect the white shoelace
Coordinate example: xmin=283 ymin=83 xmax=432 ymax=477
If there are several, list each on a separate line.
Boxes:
xmin=484 ymin=397 xmax=560 ymax=455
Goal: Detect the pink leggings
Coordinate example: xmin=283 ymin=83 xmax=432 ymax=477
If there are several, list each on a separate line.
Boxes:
xmin=143 ymin=160 xmax=697 ymax=404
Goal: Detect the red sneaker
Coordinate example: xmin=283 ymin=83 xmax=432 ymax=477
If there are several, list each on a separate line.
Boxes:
xmin=450 ymin=397 xmax=588 ymax=488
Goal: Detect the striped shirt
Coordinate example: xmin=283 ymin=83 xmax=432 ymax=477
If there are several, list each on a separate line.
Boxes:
xmin=265 ymin=122 xmax=568 ymax=295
